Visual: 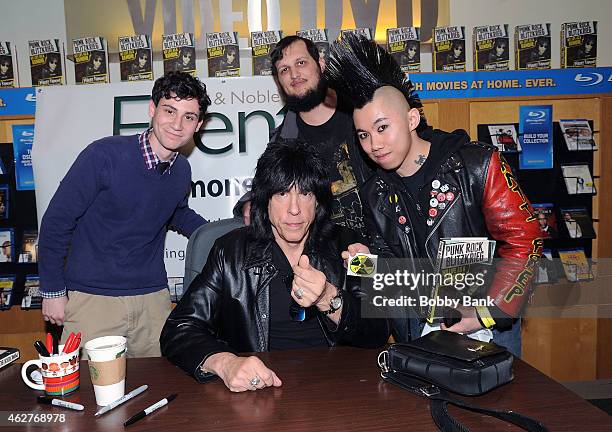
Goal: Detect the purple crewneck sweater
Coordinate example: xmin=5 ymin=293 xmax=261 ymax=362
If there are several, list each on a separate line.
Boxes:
xmin=39 ymin=134 xmax=206 ymax=297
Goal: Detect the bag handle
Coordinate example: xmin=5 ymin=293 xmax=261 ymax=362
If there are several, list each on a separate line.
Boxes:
xmin=381 ymin=370 xmax=548 ymax=432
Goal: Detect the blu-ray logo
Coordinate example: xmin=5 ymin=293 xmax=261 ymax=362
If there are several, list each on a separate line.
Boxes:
xmin=21 ymin=130 xmax=34 ymax=137
xmin=528 ymin=110 xmax=546 ymax=120
xmin=25 ymin=93 xmax=36 ymax=102
xmin=574 ymin=72 xmax=611 ymax=86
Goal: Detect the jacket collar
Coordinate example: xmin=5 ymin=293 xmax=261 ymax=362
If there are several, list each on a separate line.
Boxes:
xmin=243 ymin=239 xmax=274 ymax=270
xmin=242 ymin=235 xmax=320 ymax=270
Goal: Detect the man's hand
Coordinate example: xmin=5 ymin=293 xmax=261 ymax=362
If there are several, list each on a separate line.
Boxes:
xmin=42 ymin=296 xmax=68 ymax=326
xmin=203 ymin=352 xmax=282 ymax=392
xmin=341 ymin=243 xmax=370 ymax=266
xmin=440 ymin=306 xmax=484 ymax=334
xmin=291 ymin=255 xmax=328 ymax=308
xmin=292 ymin=255 xmax=342 ymax=323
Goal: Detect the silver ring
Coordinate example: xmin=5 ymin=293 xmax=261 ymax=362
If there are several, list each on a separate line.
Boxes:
xmin=250 ymin=376 xmax=260 ymax=387
xmin=295 ymin=288 xmax=304 ymax=299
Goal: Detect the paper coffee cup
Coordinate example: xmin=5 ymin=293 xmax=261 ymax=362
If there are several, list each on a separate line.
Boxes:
xmin=85 ymin=336 xmax=127 ymax=406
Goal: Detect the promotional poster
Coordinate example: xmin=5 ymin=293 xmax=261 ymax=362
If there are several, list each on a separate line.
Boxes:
xmin=519 ymin=105 xmax=553 ymax=169
xmin=12 ymin=124 xmax=35 ymax=190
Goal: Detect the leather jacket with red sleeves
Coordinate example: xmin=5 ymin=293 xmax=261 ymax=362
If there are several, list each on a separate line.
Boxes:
xmin=360 ymin=129 xmax=543 ymax=320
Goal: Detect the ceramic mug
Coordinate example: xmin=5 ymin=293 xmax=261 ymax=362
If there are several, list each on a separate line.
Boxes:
xmin=21 ymin=345 xmax=80 ymax=396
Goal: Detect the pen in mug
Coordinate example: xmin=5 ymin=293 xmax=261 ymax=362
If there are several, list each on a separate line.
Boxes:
xmin=33 ymin=340 xmax=51 ymax=357
xmin=123 ymin=394 xmax=177 ymax=427
xmin=94 ymin=385 xmax=148 ymax=417
xmin=45 ymin=333 xmax=53 ymax=355
xmin=62 ymin=332 xmax=76 ymax=354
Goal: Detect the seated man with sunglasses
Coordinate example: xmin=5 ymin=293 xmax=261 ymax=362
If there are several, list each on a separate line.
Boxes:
xmin=161 ymin=139 xmax=389 ymax=392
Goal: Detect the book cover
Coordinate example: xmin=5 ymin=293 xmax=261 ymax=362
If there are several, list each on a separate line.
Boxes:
xmin=0 ymin=156 xmax=5 ymax=175
xmin=0 ymin=347 xmax=20 ymax=370
xmin=206 ymin=31 xmax=239 ymax=78
xmin=559 ymin=119 xmax=596 ymax=151
xmin=0 ymin=42 xmax=15 ymax=87
xmin=21 ymin=275 xmax=42 ymax=309
xmin=558 ymin=248 xmax=591 ymax=282
xmin=163 ymin=32 xmax=196 ymax=76
xmin=515 ymin=23 xmax=551 ymax=70
xmin=386 ymin=26 xmax=420 ymax=73
xmin=12 ymin=124 xmax=35 ymax=191
xmin=561 ymin=21 xmax=597 ymax=68
xmin=559 ymin=207 xmax=596 ymax=239
xmin=251 ymin=31 xmax=282 ymax=76
xmin=473 ymin=24 xmax=509 ymax=71
xmin=487 ymin=124 xmax=520 ymax=152
xmin=119 ymin=34 xmax=153 ymax=82
xmin=532 ymin=203 xmax=558 ymax=239
xmin=73 ymin=36 xmax=108 ymax=85
xmin=0 ymin=275 xmax=16 ymax=311
xmin=0 ymin=185 xmax=8 ymax=219
xmin=340 ymin=28 xmax=373 ymax=40
xmin=428 ymin=237 xmax=496 ymax=323
xmin=296 ymin=28 xmax=329 ymax=60
xmin=29 ymin=39 xmax=64 ymax=86
xmin=534 ymin=249 xmax=558 ymax=284
xmin=561 ymin=164 xmax=596 ymax=195
xmin=433 ymin=26 xmax=466 ymax=72
xmin=0 ymin=229 xmax=14 ymax=263
xmin=19 ymin=230 xmax=38 ymax=263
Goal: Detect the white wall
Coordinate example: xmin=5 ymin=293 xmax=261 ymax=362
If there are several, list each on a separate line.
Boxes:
xmin=1 ymin=0 xmax=68 ymax=87
xmin=450 ymin=0 xmax=612 ymax=69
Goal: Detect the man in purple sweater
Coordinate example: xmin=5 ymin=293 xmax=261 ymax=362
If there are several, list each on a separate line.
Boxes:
xmin=39 ymin=72 xmax=210 ymax=358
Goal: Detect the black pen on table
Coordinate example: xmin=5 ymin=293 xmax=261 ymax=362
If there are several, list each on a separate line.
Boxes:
xmin=123 ymin=394 xmax=177 ymax=427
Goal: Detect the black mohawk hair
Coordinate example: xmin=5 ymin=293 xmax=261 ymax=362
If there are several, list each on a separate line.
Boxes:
xmin=325 ymin=32 xmax=424 ymax=113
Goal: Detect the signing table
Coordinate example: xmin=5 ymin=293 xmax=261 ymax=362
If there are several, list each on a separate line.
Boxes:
xmin=1 ymin=347 xmax=611 ymax=431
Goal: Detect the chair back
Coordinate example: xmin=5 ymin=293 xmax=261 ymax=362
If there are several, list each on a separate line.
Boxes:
xmin=183 ymin=217 xmax=244 ymax=290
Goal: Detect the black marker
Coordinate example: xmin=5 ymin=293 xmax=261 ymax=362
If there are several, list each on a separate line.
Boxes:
xmin=37 ymin=396 xmax=84 ymax=411
xmin=34 ymin=340 xmax=51 ymax=357
xmin=123 ymin=394 xmax=177 ymax=427
xmin=52 ymin=332 xmax=59 ymax=356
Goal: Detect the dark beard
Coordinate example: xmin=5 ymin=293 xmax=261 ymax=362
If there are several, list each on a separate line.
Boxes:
xmin=283 ymin=77 xmax=328 ymax=113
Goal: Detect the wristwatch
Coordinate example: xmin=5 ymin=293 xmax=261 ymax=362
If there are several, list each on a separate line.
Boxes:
xmin=321 ymin=292 xmax=343 ymax=315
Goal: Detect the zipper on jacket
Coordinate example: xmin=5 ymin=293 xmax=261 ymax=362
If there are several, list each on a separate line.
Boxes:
xmin=424 ymin=194 xmax=461 ymax=266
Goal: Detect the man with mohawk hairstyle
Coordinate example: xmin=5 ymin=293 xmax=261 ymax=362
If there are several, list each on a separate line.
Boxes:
xmin=326 ymin=34 xmax=542 ymax=355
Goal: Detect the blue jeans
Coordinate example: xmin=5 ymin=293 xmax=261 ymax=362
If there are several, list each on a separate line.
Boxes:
xmin=392 ymin=318 xmax=522 ymax=357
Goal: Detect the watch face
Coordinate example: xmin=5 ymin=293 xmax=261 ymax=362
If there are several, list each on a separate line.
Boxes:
xmin=330 ymin=295 xmax=342 ymax=310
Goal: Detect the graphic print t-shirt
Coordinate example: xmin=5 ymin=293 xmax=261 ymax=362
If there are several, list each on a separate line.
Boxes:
xmin=297 ymin=111 xmax=366 ymax=237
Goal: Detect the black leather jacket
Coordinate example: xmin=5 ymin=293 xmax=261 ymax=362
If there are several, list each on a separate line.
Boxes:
xmin=361 ymin=129 xmax=542 ymax=319
xmin=160 ymin=227 xmax=390 ymax=381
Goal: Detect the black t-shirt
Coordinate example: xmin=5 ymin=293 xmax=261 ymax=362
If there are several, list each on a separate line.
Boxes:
xmin=268 ymin=242 xmax=327 ymax=351
xmin=400 ymin=142 xmax=443 ymax=252
xmin=296 ymin=111 xmax=366 ymax=237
